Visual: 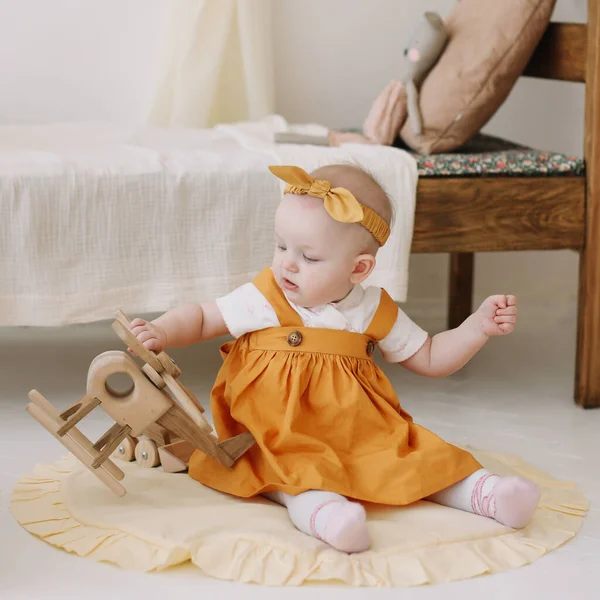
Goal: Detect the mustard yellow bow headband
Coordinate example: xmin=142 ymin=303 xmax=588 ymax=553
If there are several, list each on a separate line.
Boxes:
xmin=268 ymin=165 xmax=390 ymax=246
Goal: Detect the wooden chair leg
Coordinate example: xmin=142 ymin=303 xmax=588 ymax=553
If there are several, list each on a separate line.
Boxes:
xmin=576 ymin=0 xmax=600 ymax=408
xmin=575 ymin=245 xmax=600 ymax=408
xmin=448 ymin=253 xmax=474 ymax=330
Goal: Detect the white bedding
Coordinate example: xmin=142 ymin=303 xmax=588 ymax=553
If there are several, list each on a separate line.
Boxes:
xmin=0 ymin=115 xmax=418 ymax=326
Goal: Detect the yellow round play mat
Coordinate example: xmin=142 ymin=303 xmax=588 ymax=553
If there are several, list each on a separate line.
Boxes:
xmin=11 ymin=446 xmax=588 ymax=588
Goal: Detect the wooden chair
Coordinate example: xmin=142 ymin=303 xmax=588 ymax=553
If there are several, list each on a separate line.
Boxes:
xmin=412 ymin=0 xmax=599 ymax=409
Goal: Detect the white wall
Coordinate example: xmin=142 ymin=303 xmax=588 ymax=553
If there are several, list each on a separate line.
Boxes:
xmin=0 ymin=0 xmax=169 ymax=124
xmin=274 ymin=0 xmax=586 ymax=155
xmin=0 ymin=0 xmax=587 ymax=321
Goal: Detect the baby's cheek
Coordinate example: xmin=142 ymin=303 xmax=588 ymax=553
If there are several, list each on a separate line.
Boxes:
xmin=306 ymin=267 xmax=331 ymax=292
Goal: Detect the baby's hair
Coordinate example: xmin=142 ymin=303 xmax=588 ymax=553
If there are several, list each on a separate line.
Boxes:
xmin=352 ymin=163 xmax=395 ymax=230
xmin=309 ymin=162 xmax=395 ymax=253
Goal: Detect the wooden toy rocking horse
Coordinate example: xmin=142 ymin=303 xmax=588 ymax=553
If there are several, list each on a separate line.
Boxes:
xmin=26 ymin=310 xmax=255 ymax=496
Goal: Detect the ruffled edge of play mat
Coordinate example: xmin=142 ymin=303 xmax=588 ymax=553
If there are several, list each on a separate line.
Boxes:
xmin=10 ymin=448 xmax=589 ymax=588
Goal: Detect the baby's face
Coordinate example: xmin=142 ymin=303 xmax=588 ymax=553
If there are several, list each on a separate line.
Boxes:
xmin=272 ymin=194 xmax=366 ymax=307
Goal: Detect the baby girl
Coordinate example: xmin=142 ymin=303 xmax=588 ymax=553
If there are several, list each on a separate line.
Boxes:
xmin=128 ymin=163 xmax=540 ymax=554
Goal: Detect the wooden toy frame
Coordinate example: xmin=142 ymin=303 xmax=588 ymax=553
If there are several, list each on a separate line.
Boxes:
xmin=26 ymin=310 xmax=255 ymax=496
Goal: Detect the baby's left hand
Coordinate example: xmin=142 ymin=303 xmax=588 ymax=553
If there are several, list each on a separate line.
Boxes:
xmin=475 ymin=295 xmax=518 ymax=336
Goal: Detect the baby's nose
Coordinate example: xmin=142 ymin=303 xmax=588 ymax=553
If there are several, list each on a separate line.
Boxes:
xmin=283 ymin=258 xmax=298 ymax=272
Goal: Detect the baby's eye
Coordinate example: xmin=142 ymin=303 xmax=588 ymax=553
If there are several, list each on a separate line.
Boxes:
xmin=276 ymin=244 xmax=286 ymax=251
xmin=303 ymin=255 xmax=319 ymax=263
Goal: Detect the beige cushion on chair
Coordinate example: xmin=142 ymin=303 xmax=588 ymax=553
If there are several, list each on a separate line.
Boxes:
xmin=401 ymin=0 xmax=557 ymax=154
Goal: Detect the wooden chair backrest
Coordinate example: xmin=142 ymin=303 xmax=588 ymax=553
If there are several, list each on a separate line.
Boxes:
xmin=524 ymin=22 xmax=587 ymax=82
xmin=522 ymin=0 xmax=599 ymax=85
xmin=520 ymin=0 xmax=599 ymax=170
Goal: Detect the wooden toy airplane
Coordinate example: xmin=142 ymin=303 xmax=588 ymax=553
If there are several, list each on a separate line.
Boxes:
xmin=26 ymin=310 xmax=255 ymax=496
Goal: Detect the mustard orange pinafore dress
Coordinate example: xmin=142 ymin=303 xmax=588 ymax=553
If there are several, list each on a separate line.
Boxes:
xmin=188 ymin=268 xmax=482 ymax=505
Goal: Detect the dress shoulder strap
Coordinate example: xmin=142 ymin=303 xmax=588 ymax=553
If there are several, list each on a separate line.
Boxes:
xmin=364 ymin=289 xmax=398 ymax=342
xmin=252 ymin=268 xmax=303 ymax=327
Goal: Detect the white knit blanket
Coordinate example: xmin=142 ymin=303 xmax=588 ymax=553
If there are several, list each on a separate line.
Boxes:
xmin=0 ymin=116 xmax=418 ymax=326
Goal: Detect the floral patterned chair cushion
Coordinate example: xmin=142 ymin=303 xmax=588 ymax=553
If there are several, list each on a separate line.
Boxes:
xmin=394 ymin=134 xmax=584 ymax=177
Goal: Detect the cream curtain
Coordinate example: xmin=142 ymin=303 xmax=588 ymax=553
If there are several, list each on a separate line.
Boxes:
xmin=147 ymin=0 xmax=274 ymax=127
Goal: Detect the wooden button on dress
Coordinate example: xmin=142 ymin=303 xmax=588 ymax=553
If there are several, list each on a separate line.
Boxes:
xmin=366 ymin=340 xmax=375 ymax=356
xmin=287 ymin=331 xmax=302 ymax=346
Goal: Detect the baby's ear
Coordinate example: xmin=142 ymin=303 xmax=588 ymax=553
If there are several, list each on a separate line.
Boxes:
xmin=350 ymin=254 xmax=376 ymax=284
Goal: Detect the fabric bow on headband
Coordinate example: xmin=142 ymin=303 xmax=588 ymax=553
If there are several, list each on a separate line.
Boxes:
xmin=268 ymin=165 xmax=390 ymax=246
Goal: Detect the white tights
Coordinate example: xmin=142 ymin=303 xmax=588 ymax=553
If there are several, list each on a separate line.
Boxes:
xmin=264 ymin=469 xmax=540 ymax=553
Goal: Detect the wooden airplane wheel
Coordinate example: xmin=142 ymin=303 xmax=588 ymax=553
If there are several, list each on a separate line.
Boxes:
xmin=135 ymin=437 xmax=161 ymax=468
xmin=111 ymin=434 xmax=138 ymax=462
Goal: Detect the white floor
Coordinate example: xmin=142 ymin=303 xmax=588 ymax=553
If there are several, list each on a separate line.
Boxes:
xmin=1 ymin=309 xmax=599 ymax=599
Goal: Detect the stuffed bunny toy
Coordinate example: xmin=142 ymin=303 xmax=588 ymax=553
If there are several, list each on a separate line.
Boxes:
xmin=329 ymin=12 xmax=448 ymax=146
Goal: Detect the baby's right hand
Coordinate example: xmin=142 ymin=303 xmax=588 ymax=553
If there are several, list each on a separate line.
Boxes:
xmin=128 ymin=318 xmax=167 ymax=354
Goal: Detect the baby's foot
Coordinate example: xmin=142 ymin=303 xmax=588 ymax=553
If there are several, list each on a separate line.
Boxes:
xmin=310 ymin=500 xmax=371 ymax=553
xmin=491 ymin=476 xmax=541 ymax=529
xmin=471 ymin=473 xmax=540 ymax=529
xmin=428 ymin=469 xmax=540 ymax=529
